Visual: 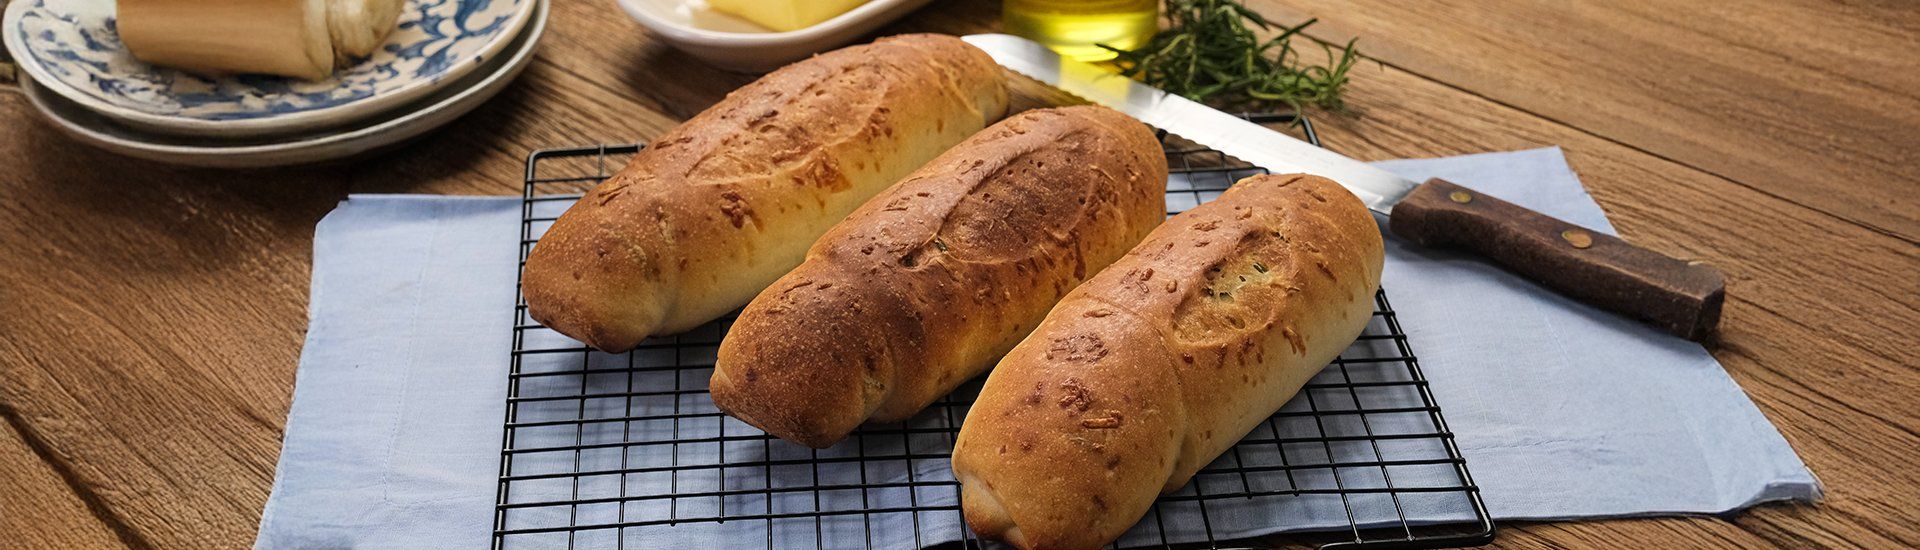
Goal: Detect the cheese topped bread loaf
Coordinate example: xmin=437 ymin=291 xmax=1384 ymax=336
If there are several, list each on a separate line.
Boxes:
xmin=711 ymin=106 xmax=1168 ymax=448
xmin=522 ymin=34 xmax=1009 ymax=352
xmin=952 ymin=174 xmax=1385 ymax=550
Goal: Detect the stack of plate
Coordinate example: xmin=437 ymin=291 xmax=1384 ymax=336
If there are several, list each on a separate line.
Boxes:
xmin=3 ymin=0 xmax=548 ymax=168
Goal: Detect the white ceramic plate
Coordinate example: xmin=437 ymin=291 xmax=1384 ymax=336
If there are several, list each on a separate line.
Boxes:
xmin=617 ymin=0 xmax=930 ymax=72
xmin=4 ymin=0 xmax=537 ymax=138
xmin=17 ymin=0 xmax=548 ymax=168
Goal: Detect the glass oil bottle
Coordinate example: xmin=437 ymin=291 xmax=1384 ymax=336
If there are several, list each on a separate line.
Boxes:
xmin=1003 ymin=0 xmax=1159 ymax=62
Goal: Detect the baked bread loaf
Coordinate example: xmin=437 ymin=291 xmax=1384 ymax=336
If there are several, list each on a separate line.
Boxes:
xmin=522 ymin=34 xmax=1008 ymax=352
xmin=951 ymin=174 xmax=1385 ymax=550
xmin=710 ymin=106 xmax=1168 ymax=448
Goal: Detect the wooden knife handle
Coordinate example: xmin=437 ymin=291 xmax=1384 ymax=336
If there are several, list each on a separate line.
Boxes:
xmin=1388 ymin=178 xmax=1725 ymax=341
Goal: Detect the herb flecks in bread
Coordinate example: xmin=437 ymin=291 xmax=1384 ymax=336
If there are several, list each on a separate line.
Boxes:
xmin=522 ymin=35 xmax=1009 ymax=352
xmin=710 ymin=106 xmax=1169 ymax=448
xmin=953 ymin=174 xmax=1385 ymax=550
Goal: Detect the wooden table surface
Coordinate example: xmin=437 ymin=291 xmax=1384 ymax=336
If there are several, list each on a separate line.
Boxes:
xmin=2 ymin=1 xmax=1915 ymax=548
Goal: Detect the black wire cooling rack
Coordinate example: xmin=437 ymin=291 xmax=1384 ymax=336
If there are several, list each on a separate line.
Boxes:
xmin=495 ymin=113 xmax=1495 ymax=550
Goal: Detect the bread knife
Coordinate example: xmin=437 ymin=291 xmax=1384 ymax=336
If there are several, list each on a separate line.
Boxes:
xmin=961 ymin=33 xmax=1725 ymax=341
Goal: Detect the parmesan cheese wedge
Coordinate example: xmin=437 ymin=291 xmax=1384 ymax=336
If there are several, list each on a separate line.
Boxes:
xmin=119 ymin=0 xmax=405 ymax=81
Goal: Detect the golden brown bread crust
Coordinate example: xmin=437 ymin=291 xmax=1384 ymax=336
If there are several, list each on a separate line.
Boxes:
xmin=710 ymin=106 xmax=1169 ymax=448
xmin=951 ymin=174 xmax=1386 ymax=550
xmin=521 ymin=34 xmax=1008 ymax=352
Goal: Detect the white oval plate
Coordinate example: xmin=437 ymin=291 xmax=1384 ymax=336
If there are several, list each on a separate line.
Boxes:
xmin=17 ymin=0 xmax=548 ymax=169
xmin=4 ymin=0 xmax=536 ymax=138
xmin=617 ymin=0 xmax=930 ymax=72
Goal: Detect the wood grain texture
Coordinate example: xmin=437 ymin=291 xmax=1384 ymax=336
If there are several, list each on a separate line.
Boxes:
xmin=1264 ymin=46 xmax=1920 ymax=548
xmin=0 ymin=0 xmax=1914 ymax=548
xmin=1245 ymin=0 xmax=1920 ymax=241
xmin=0 ymin=419 xmax=128 ymax=549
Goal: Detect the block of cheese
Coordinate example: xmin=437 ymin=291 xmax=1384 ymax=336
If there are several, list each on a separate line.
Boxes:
xmin=707 ymin=0 xmax=869 ymax=32
xmin=118 ymin=0 xmax=404 ymax=80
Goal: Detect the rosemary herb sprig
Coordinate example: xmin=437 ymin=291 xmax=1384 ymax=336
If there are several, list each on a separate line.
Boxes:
xmin=1103 ymin=0 xmax=1363 ymax=112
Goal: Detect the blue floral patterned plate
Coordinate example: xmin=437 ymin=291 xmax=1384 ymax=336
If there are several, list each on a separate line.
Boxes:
xmin=3 ymin=0 xmax=536 ymax=137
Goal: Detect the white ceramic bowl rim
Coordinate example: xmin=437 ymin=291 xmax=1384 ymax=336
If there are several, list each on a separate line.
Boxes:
xmin=616 ymin=0 xmax=908 ymax=46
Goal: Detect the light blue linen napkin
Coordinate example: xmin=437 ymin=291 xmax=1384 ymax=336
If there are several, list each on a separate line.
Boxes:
xmin=255 ymin=148 xmax=1818 ymax=549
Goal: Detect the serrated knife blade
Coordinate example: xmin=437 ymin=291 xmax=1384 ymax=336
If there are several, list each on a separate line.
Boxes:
xmin=962 ymin=33 xmax=1415 ymax=214
xmin=961 ymin=33 xmax=1729 ymax=341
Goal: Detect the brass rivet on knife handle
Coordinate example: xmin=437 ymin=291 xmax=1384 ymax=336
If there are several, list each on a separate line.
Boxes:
xmin=1561 ymin=229 xmax=1593 ymax=249
xmin=1388 ymin=178 xmax=1726 ymax=341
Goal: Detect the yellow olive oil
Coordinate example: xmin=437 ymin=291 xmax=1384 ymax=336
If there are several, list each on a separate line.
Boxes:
xmin=1003 ymin=0 xmax=1159 ymax=62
